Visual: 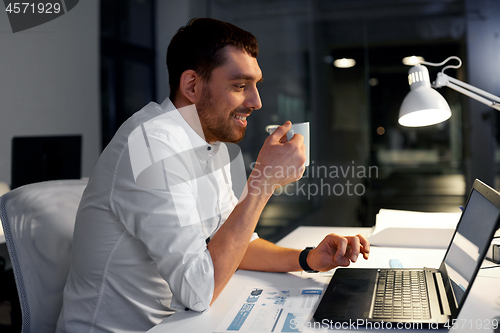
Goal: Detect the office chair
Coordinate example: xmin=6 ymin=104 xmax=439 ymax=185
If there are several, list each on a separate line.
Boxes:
xmin=0 ymin=179 xmax=87 ymax=333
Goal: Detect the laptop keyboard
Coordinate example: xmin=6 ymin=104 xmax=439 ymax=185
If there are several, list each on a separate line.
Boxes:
xmin=372 ymin=270 xmax=431 ymax=320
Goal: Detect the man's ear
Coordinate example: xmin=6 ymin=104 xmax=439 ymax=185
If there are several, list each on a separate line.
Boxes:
xmin=178 ymin=69 xmax=200 ymax=104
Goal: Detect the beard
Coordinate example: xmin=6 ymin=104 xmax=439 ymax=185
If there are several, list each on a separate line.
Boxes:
xmin=196 ymin=85 xmax=251 ymax=143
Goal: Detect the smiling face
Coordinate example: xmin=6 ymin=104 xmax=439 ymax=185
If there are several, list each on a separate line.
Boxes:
xmin=196 ymin=46 xmax=263 ymax=143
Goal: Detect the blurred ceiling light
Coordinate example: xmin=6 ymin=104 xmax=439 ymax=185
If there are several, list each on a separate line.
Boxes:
xmin=334 ymin=58 xmax=356 ymax=68
xmin=402 ymin=56 xmax=425 ymax=66
xmin=376 ymin=126 xmax=385 ymax=135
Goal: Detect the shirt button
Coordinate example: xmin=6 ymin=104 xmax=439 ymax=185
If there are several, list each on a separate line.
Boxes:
xmin=207 ymin=146 xmax=212 ymax=151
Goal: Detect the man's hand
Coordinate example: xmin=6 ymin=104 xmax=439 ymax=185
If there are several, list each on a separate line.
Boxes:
xmin=307 ymin=233 xmax=370 ymax=272
xmin=249 ymin=121 xmax=306 ymax=194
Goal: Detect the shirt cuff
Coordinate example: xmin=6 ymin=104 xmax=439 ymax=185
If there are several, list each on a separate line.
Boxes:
xmin=170 ymin=296 xmax=210 ymax=313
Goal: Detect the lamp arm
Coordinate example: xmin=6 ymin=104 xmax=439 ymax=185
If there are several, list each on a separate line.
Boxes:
xmin=434 ymin=73 xmax=500 ymax=111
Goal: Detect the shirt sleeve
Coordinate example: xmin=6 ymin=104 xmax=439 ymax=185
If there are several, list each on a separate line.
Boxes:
xmin=111 ymin=130 xmax=216 ymax=312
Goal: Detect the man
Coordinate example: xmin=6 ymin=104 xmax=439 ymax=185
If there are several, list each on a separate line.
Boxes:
xmin=56 ymin=18 xmax=369 ymax=332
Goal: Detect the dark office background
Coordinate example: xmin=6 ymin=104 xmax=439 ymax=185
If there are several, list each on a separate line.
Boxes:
xmin=1 ymin=0 xmax=500 ymax=330
xmin=100 ymin=0 xmax=499 ymax=241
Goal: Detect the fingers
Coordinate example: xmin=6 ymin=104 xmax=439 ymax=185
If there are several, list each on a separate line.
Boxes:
xmin=344 ymin=234 xmax=370 ymax=262
xmin=289 ymin=133 xmax=304 ymax=143
xmin=272 ymin=121 xmax=305 ymax=146
xmin=329 ymin=234 xmax=348 ymax=263
xmin=271 ymin=121 xmax=292 ymax=142
xmin=348 ymin=236 xmax=360 ymax=262
xmin=255 ymin=120 xmax=306 ymax=188
xmin=357 ymin=233 xmax=370 ymax=260
xmin=329 ymin=233 xmax=370 ymax=266
xmin=270 ymin=124 xmax=306 ymax=170
xmin=312 ymin=233 xmax=369 ymax=272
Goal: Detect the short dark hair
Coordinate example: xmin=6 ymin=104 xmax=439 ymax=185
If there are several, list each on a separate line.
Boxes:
xmin=167 ymin=18 xmax=259 ymax=100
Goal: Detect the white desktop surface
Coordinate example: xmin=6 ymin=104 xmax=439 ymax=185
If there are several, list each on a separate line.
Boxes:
xmin=147 ymin=226 xmax=500 ymax=332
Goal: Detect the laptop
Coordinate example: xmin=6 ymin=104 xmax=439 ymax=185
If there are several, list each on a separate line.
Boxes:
xmin=313 ymin=179 xmax=500 ymax=327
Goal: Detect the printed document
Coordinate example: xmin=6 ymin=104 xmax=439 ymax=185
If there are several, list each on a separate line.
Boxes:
xmin=215 ymin=286 xmax=322 ymax=333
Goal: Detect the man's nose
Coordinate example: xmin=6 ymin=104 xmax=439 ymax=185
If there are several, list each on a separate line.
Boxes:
xmin=245 ymin=87 xmax=262 ymax=111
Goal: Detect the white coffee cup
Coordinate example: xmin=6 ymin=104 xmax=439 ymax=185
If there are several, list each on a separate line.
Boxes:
xmin=265 ymin=122 xmax=310 ymax=166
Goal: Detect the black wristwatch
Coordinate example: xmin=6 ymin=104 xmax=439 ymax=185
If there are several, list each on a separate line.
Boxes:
xmin=299 ymin=247 xmax=319 ymax=273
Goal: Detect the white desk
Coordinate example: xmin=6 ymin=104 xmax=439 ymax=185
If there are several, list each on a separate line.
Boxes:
xmin=147 ymin=226 xmax=500 ymax=332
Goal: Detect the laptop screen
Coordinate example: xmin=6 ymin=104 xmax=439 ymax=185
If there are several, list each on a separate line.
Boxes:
xmin=443 ymin=188 xmax=500 ymax=307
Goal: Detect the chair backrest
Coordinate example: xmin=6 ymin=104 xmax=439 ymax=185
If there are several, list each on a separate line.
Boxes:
xmin=0 ymin=179 xmax=87 ymax=333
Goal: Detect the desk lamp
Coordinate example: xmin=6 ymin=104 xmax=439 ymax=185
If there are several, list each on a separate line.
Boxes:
xmin=399 ymin=56 xmax=500 ymax=127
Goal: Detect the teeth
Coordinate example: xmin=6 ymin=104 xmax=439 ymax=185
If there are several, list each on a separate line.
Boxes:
xmin=233 ymin=115 xmax=247 ymax=121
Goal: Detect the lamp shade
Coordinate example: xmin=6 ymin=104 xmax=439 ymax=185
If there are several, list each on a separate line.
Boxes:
xmin=398 ymin=65 xmax=452 ymax=127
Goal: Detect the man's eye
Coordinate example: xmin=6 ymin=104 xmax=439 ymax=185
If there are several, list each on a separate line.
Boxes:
xmin=235 ymin=84 xmax=245 ymax=90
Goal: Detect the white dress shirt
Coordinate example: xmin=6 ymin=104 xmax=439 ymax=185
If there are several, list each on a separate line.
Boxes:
xmin=56 ymin=98 xmax=257 ymax=333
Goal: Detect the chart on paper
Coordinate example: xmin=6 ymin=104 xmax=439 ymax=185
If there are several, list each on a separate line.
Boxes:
xmin=215 ymin=286 xmax=323 ymax=333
